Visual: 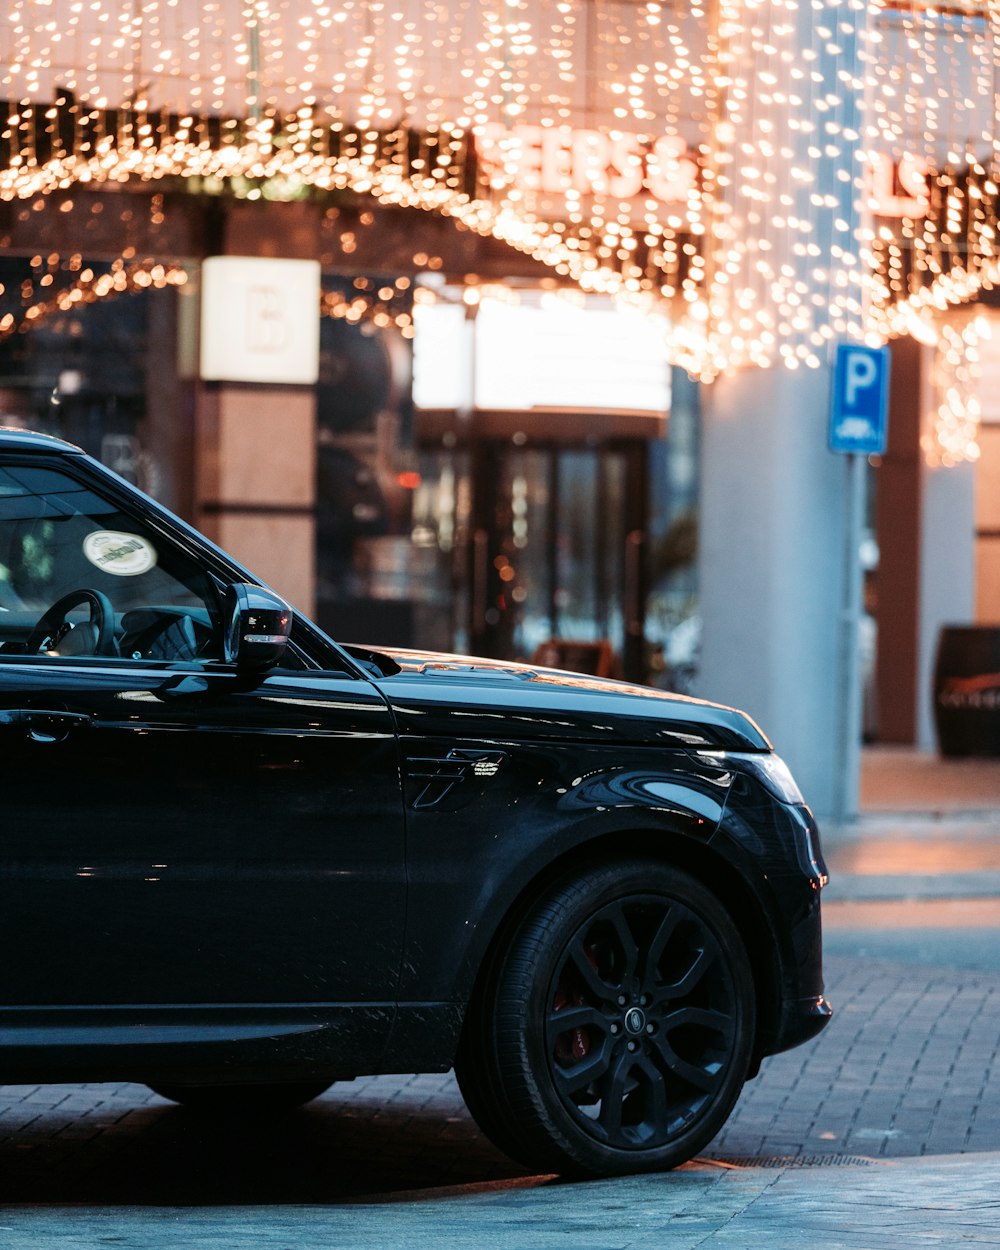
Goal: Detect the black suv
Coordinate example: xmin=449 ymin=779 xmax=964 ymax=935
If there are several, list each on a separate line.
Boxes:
xmin=0 ymin=428 xmax=830 ymax=1176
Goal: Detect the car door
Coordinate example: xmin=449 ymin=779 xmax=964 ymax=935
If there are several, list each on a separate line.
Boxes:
xmin=0 ymin=456 xmax=405 ymax=1050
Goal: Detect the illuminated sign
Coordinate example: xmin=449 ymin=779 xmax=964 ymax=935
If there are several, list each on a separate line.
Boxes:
xmin=474 ymin=124 xmax=698 ymax=205
xmin=413 ymin=294 xmax=670 ymax=414
xmin=475 ymin=126 xmax=931 ymax=226
xmin=867 ymin=152 xmax=930 ymax=219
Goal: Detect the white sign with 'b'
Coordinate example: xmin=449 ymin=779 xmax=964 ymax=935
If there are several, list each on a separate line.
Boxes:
xmin=200 ymin=256 xmax=321 ymax=385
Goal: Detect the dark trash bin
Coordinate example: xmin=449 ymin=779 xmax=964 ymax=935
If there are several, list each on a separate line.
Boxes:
xmin=933 ymin=625 xmax=1000 ymax=757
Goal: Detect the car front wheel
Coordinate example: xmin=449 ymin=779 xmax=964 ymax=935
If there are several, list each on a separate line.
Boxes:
xmin=456 ymin=860 xmax=755 ymax=1176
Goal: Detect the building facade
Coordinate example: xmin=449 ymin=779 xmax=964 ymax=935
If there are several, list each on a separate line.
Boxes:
xmin=2 ymin=0 xmax=999 ymax=814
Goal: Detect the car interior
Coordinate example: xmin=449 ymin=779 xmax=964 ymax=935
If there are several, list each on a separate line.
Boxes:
xmin=0 ymin=462 xmax=221 ymax=661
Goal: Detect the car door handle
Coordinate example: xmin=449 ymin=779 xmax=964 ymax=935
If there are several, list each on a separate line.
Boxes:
xmin=0 ymin=708 xmax=94 ymax=743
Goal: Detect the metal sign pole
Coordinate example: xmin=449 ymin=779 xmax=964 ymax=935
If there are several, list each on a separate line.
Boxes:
xmin=832 ymin=449 xmax=866 ymax=826
xmin=828 ymin=343 xmax=889 ymax=826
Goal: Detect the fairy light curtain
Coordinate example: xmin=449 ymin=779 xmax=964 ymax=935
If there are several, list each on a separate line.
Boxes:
xmin=864 ymin=1 xmax=1000 ymax=463
xmin=2 ymin=0 xmax=1000 ymax=390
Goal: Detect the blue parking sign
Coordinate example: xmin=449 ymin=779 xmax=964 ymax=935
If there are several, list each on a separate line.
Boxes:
xmin=829 ymin=344 xmax=890 ymax=455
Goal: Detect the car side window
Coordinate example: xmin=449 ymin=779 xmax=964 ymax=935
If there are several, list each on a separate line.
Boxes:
xmin=0 ymin=462 xmax=223 ymax=662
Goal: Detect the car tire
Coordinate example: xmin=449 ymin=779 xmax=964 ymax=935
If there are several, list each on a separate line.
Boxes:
xmin=456 ymin=860 xmax=755 ymax=1176
xmin=147 ymin=1081 xmax=332 ymax=1113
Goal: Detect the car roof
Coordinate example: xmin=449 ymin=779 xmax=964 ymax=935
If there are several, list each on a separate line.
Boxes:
xmin=0 ymin=427 xmax=82 ymax=454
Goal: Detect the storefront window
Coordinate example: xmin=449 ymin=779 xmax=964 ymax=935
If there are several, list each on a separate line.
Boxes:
xmin=0 ymin=257 xmax=189 ymax=512
xmin=314 ymin=288 xmax=468 ymax=653
xmin=645 ymin=368 xmax=701 ymax=692
xmin=315 ymin=281 xmax=701 ymax=684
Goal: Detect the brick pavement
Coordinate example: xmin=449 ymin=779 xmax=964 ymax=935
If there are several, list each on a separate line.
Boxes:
xmin=709 ymin=954 xmax=1000 ymax=1162
xmin=0 ymin=951 xmax=997 ymax=1203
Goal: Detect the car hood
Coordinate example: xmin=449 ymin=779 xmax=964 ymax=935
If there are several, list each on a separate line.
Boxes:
xmin=352 ymin=645 xmax=771 ymax=752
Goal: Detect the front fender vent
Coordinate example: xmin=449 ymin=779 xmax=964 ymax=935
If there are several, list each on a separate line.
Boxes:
xmin=405 ymin=749 xmax=508 ymax=811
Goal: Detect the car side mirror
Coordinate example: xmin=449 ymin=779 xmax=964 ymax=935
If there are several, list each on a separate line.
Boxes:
xmin=223 ymin=584 xmax=293 ymax=670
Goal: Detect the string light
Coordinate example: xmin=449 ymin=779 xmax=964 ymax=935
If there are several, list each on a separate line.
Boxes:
xmin=0 ymin=258 xmax=188 ymax=341
xmin=320 ymin=274 xmax=416 ymax=336
xmin=923 ymin=310 xmax=989 ymax=467
xmin=0 ymin=250 xmax=416 ymax=339
xmin=1 ymin=1 xmax=1000 ymax=383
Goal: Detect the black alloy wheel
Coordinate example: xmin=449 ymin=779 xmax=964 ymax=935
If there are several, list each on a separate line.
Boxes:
xmin=456 ymin=860 xmax=755 ymax=1176
xmin=147 ymin=1081 xmax=332 ymax=1113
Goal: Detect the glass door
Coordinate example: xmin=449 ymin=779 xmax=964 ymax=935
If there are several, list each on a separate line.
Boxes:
xmin=469 ymin=440 xmax=647 ymax=681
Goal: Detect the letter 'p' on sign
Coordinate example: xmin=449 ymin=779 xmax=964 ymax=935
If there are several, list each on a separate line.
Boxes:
xmin=844 ymin=351 xmax=877 ymax=407
xmin=829 ymin=343 xmax=891 ymax=456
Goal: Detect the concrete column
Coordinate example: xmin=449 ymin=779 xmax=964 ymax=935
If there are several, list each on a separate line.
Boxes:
xmin=191 ymin=202 xmax=321 ymax=618
xmin=195 ymin=383 xmax=316 ymax=618
xmin=695 ymin=365 xmax=854 ymax=821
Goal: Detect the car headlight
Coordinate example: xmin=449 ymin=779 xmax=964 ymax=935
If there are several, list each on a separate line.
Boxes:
xmin=698 ymin=750 xmax=806 ymax=806
xmin=699 ymin=749 xmax=825 ymax=884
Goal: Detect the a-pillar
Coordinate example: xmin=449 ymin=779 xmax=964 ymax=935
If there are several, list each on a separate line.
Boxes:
xmin=694 ymin=364 xmax=857 ymax=822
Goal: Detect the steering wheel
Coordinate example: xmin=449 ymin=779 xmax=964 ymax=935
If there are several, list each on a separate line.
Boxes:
xmin=25 ymin=589 xmax=116 ymax=657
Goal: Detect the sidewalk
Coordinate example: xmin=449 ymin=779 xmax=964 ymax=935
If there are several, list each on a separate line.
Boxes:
xmin=858 ymin=744 xmax=1000 ymax=815
xmin=823 ymin=745 xmax=1000 ymax=904
xmin=2 ymin=1152 xmax=997 ymax=1250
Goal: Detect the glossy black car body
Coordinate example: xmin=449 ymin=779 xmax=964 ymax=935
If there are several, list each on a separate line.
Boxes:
xmin=0 ymin=429 xmax=831 ymax=1176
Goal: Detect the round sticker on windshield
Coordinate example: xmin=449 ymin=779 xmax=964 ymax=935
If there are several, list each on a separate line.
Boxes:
xmin=83 ymin=531 xmax=158 ymax=577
